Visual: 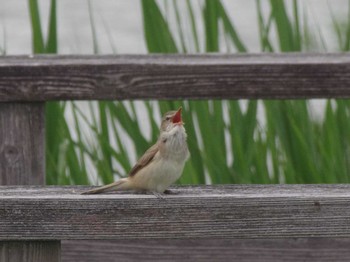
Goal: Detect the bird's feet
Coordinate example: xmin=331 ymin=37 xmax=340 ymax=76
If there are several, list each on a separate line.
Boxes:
xmin=151 ymin=192 xmax=165 ymax=199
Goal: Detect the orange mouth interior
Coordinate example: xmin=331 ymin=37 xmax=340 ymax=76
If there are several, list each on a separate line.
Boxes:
xmin=172 ymin=108 xmax=182 ymax=123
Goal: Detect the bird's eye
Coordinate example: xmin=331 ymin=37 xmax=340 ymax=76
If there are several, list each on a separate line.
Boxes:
xmin=166 ymin=116 xmax=171 ymax=121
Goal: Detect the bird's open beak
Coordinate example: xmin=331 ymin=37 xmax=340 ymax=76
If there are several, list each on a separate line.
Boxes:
xmin=172 ymin=107 xmax=183 ymax=124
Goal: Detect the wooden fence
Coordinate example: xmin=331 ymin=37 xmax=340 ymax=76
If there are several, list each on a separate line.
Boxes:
xmin=1 ymin=53 xmax=350 ymax=261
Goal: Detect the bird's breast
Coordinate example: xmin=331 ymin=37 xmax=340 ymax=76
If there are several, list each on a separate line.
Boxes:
xmin=161 ymin=125 xmax=189 ymax=162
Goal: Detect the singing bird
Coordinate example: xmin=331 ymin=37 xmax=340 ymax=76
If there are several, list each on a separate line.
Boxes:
xmin=82 ymin=107 xmax=189 ymax=196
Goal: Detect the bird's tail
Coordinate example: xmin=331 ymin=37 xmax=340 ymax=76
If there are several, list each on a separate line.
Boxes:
xmin=81 ymin=178 xmax=130 ymax=194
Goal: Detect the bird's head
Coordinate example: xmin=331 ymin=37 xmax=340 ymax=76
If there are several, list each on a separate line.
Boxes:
xmin=160 ymin=107 xmax=183 ymax=132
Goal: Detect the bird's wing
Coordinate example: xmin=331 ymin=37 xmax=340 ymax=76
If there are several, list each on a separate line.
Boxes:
xmin=128 ymin=143 xmax=159 ymax=177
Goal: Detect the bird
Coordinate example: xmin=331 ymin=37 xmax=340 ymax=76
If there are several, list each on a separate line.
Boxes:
xmin=81 ymin=107 xmax=189 ymax=196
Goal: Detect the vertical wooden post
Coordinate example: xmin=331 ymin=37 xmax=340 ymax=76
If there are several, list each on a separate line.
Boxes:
xmin=0 ymin=103 xmax=60 ymax=262
xmin=0 ymin=103 xmax=44 ymax=184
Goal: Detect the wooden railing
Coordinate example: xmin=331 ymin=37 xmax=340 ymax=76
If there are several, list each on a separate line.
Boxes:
xmin=1 ymin=53 xmax=350 ymax=262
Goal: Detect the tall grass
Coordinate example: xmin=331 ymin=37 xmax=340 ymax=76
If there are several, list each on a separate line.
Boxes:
xmin=29 ymin=0 xmax=89 ymax=184
xmin=26 ymin=0 xmax=350 ymax=185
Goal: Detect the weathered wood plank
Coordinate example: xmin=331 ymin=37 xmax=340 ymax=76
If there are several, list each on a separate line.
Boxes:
xmin=0 ymin=103 xmax=45 ymax=184
xmin=0 ymin=241 xmax=60 ymax=262
xmin=0 ymin=104 xmax=60 ymax=262
xmin=61 ymin=238 xmax=350 ymax=262
xmin=1 ymin=185 xmax=350 ymax=240
xmin=1 ymin=53 xmax=350 ymax=101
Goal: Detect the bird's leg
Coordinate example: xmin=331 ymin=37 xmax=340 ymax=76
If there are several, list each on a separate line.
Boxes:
xmin=152 ymin=191 xmax=165 ymax=199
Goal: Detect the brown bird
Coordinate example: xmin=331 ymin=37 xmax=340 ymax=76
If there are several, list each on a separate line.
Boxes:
xmin=82 ymin=107 xmax=189 ymax=196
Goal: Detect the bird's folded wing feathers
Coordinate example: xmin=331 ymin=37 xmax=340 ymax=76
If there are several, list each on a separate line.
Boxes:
xmin=128 ymin=143 xmax=159 ymax=177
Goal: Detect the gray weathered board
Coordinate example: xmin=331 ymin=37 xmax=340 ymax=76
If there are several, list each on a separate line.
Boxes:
xmin=0 ymin=241 xmax=60 ymax=262
xmin=0 ymin=103 xmax=45 ymax=185
xmin=1 ymin=184 xmax=350 ymax=240
xmin=1 ymin=53 xmax=350 ymax=101
xmin=61 ymin=238 xmax=350 ymax=262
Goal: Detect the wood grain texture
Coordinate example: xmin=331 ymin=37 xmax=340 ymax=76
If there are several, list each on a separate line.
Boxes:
xmin=61 ymin=238 xmax=350 ymax=262
xmin=1 ymin=185 xmax=350 ymax=240
xmin=0 ymin=103 xmax=45 ymax=185
xmin=1 ymin=53 xmax=350 ymax=101
xmin=0 ymin=241 xmax=60 ymax=262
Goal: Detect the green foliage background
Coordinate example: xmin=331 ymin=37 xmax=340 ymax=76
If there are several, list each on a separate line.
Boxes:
xmin=25 ymin=0 xmax=350 ymax=185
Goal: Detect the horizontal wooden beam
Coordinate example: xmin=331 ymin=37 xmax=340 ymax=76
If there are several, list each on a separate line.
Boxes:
xmin=61 ymin=238 xmax=350 ymax=262
xmin=1 ymin=185 xmax=350 ymax=240
xmin=0 ymin=241 xmax=60 ymax=262
xmin=1 ymin=53 xmax=350 ymax=101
